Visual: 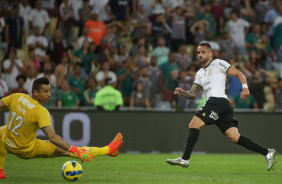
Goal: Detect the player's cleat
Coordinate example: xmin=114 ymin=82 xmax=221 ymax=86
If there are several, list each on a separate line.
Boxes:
xmin=166 ymin=157 xmax=190 ymax=168
xmin=0 ymin=169 xmax=5 ymax=179
xmin=265 ymin=149 xmax=277 ymax=171
xmin=108 ymin=133 xmax=123 ymax=157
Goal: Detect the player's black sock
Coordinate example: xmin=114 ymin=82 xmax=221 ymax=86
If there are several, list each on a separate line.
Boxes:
xmin=182 ymin=128 xmax=200 ymax=160
xmin=237 ymin=135 xmax=268 ymax=156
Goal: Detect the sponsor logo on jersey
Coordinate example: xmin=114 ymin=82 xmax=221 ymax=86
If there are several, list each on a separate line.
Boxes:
xmin=18 ymin=97 xmax=35 ymax=109
xmin=209 ymin=110 xmax=219 ymax=120
xmin=219 ymin=62 xmax=227 ymax=70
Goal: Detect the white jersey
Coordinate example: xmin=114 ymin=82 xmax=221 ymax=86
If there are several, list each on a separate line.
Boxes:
xmin=194 ymin=59 xmax=231 ymax=100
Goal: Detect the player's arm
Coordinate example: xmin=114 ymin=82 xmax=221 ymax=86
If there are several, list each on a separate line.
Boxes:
xmin=227 ymin=66 xmax=249 ymax=100
xmin=174 ymin=84 xmax=202 ymax=100
xmin=0 ymin=100 xmax=8 ymax=111
xmin=41 ymin=126 xmax=93 ymax=162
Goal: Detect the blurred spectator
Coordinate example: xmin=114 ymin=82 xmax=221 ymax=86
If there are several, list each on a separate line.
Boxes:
xmin=245 ymin=50 xmax=262 ymax=72
xmin=152 ymin=36 xmax=170 ymax=66
xmin=249 ymin=69 xmax=275 ymax=108
xmin=0 ymin=69 xmax=8 ymax=98
xmin=77 ymin=0 xmax=92 ymax=36
xmin=201 ymin=32 xmax=220 ymax=59
xmin=210 ymin=0 xmax=224 ymax=36
xmin=190 ymin=20 xmax=209 ymax=45
xmin=60 ymin=79 xmax=79 ymax=107
xmin=167 ymin=6 xmax=188 ymax=52
xmin=48 ymin=29 xmax=68 ymax=68
xmin=19 ymin=0 xmax=32 ymax=33
xmin=37 ymin=62 xmax=56 ymax=86
xmin=2 ymin=48 xmax=24 ymax=89
xmin=90 ymin=0 xmax=109 ymax=22
xmin=0 ymin=0 xmax=13 ymax=16
xmin=159 ymin=52 xmax=179 ymax=103
xmin=148 ymin=56 xmax=164 ymax=107
xmin=24 ymin=66 xmax=36 ymax=95
xmin=130 ymin=81 xmax=151 ymax=108
xmin=96 ymin=62 xmax=117 ymax=89
xmin=70 ymin=0 xmax=83 ymax=23
xmin=231 ymin=93 xmax=258 ymax=109
xmin=135 ymin=66 xmax=152 ymax=104
xmin=256 ymin=34 xmax=274 ymax=69
xmin=151 ymin=14 xmax=172 ymax=48
xmin=272 ymin=78 xmax=282 ymax=109
xmin=54 ymin=52 xmax=73 ymax=86
xmin=106 ymin=0 xmax=130 ymax=22
xmin=175 ymin=70 xmax=193 ymax=109
xmin=58 ymin=0 xmax=74 ymax=47
xmin=23 ymin=48 xmax=41 ymax=75
xmin=264 ymin=0 xmax=281 ymax=42
xmin=273 ymin=21 xmax=282 ymax=62
xmin=131 ymin=4 xmax=151 ymax=42
xmin=72 ymin=40 xmax=95 ymax=75
xmin=254 ymin=0 xmax=272 ymax=24
xmin=43 ymin=73 xmax=62 ymax=108
xmin=246 ymin=24 xmax=261 ymax=51
xmin=151 ymin=0 xmax=167 ymax=16
xmin=196 ymin=3 xmax=216 ymax=40
xmin=0 ymin=15 xmax=7 ymax=56
xmin=174 ymin=44 xmax=192 ymax=70
xmin=117 ymin=59 xmax=138 ymax=106
xmin=218 ymin=29 xmax=238 ymax=61
xmin=130 ymin=37 xmax=148 ymax=56
xmin=29 ymin=0 xmax=50 ymax=34
xmin=10 ymin=74 xmax=28 ymax=95
xmin=26 ymin=26 xmax=48 ymax=58
xmin=132 ymin=45 xmax=149 ymax=68
xmin=5 ymin=5 xmax=25 ymax=49
xmin=167 ymin=0 xmax=185 ymax=8
xmin=75 ymin=26 xmax=92 ymax=51
xmin=84 ymin=77 xmax=98 ymax=106
xmin=85 ymin=9 xmax=106 ymax=47
xmin=94 ymin=77 xmax=123 ymax=111
xmin=226 ymin=10 xmax=250 ymax=57
xmin=240 ymin=0 xmax=256 ymax=23
xmin=68 ymin=64 xmax=86 ymax=106
xmin=112 ymin=44 xmax=128 ymax=71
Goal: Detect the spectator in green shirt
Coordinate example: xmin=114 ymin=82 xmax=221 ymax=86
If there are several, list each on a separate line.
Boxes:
xmin=231 ymin=94 xmax=258 ymax=109
xmin=94 ymin=78 xmax=123 ymax=111
xmin=60 ymin=80 xmax=79 ymax=107
xmin=68 ymin=64 xmax=86 ymax=106
xmin=84 ymin=77 xmax=99 ymax=106
xmin=43 ymin=74 xmax=62 ymax=108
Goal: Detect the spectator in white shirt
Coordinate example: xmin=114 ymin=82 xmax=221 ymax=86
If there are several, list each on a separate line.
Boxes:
xmin=19 ymin=0 xmax=32 ymax=31
xmin=24 ymin=66 xmax=36 ymax=96
xmin=26 ymin=26 xmax=48 ymax=57
xmin=96 ymin=62 xmax=117 ymax=89
xmin=29 ymin=0 xmax=50 ymax=34
xmin=0 ymin=69 xmax=8 ymax=98
xmin=75 ymin=26 xmax=93 ymax=50
xmin=90 ymin=0 xmax=109 ymax=22
xmin=2 ymin=48 xmax=24 ymax=89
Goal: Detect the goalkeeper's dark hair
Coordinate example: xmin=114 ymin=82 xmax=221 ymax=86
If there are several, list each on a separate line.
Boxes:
xmin=32 ymin=77 xmax=50 ymax=94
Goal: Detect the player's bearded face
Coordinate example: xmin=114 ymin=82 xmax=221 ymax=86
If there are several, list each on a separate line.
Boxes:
xmin=197 ymin=46 xmax=210 ymax=64
xmin=38 ymin=85 xmax=51 ymax=103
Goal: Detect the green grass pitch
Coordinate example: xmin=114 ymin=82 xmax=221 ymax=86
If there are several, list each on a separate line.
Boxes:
xmin=2 ymin=153 xmax=282 ymax=184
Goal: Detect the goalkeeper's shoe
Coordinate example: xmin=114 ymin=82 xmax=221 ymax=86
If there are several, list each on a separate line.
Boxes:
xmin=108 ymin=132 xmax=123 ymax=157
xmin=0 ymin=169 xmax=5 ymax=179
xmin=265 ymin=149 xmax=277 ymax=171
xmin=166 ymin=157 xmax=190 ymax=168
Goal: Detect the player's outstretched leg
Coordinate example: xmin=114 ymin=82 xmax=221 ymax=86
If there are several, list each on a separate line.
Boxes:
xmin=265 ymin=149 xmax=277 ymax=171
xmin=70 ymin=132 xmax=123 ymax=158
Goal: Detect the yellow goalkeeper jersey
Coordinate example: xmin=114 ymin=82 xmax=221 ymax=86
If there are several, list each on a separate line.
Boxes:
xmin=1 ymin=93 xmax=51 ymax=150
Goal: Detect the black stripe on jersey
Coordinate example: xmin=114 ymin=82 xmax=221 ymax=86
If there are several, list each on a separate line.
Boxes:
xmin=194 ymin=83 xmax=203 ymax=88
xmin=226 ymin=65 xmax=232 ymax=73
xmin=203 ymin=60 xmax=214 ymax=69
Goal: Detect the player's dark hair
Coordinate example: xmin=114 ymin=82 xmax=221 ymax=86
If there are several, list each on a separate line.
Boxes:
xmin=199 ymin=42 xmax=212 ymax=50
xmin=32 ymin=77 xmax=50 ymax=94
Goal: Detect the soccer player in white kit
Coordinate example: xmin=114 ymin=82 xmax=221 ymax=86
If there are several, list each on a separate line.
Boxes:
xmin=166 ymin=43 xmax=276 ymax=171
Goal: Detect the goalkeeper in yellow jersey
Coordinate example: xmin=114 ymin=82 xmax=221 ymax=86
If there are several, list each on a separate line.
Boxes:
xmin=0 ymin=77 xmax=123 ymax=179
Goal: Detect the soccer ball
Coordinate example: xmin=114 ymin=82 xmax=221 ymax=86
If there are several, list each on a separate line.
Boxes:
xmin=61 ymin=160 xmax=83 ymax=181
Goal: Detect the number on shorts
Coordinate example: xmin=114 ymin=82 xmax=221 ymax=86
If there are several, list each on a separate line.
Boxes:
xmin=7 ymin=111 xmax=23 ymax=136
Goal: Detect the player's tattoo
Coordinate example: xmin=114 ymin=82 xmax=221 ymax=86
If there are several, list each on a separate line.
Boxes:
xmin=42 ymin=126 xmax=71 ymax=151
xmin=181 ymin=84 xmax=202 ymax=99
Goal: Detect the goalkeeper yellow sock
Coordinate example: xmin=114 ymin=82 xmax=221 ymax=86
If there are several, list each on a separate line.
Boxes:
xmin=69 ymin=146 xmax=109 ymax=158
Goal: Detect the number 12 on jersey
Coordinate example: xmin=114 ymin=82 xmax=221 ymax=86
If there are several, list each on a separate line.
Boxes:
xmin=7 ymin=111 xmax=23 ymax=136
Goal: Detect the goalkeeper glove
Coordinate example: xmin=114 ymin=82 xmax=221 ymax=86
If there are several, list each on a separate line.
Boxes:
xmin=69 ymin=145 xmax=93 ymax=162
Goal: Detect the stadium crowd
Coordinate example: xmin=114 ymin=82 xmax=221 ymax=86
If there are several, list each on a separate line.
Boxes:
xmin=0 ymin=0 xmax=282 ymax=111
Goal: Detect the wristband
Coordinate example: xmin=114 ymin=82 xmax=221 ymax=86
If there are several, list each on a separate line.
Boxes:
xmin=242 ymin=84 xmax=248 ymax=89
xmin=69 ymin=145 xmax=77 ymax=153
